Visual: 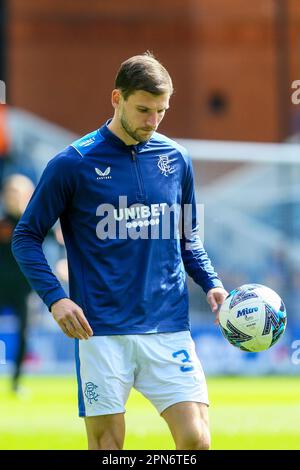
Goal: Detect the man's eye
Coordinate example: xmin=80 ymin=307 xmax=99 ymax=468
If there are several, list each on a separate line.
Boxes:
xmin=138 ymin=109 xmax=147 ymax=113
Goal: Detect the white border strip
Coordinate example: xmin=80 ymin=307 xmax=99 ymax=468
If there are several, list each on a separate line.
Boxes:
xmin=177 ymin=138 xmax=300 ymax=164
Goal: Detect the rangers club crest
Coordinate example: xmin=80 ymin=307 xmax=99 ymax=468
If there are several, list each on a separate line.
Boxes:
xmin=157 ymin=155 xmax=174 ymax=177
xmin=84 ymin=382 xmax=100 ymax=404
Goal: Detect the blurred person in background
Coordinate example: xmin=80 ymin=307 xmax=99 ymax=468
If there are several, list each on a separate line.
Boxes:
xmin=0 ymin=105 xmax=10 ymax=188
xmin=0 ymin=174 xmax=34 ymax=392
xmin=12 ymin=52 xmax=227 ymax=450
xmin=54 ymin=224 xmax=69 ymax=286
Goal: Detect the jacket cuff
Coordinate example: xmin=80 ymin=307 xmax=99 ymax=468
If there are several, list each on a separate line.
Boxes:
xmin=201 ymin=278 xmax=224 ymax=295
xmin=43 ymin=288 xmax=68 ymax=311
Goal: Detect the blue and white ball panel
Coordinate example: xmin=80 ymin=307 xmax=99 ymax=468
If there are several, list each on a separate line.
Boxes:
xmin=219 ymin=284 xmax=287 ymax=352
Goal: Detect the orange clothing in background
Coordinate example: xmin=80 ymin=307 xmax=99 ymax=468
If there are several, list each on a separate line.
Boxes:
xmin=0 ymin=105 xmax=9 ymax=155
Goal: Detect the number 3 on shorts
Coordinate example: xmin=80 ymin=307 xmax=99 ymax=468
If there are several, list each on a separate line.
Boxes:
xmin=172 ymin=349 xmax=194 ymax=372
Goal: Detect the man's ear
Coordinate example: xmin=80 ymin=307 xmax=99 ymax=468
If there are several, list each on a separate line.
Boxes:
xmin=111 ymin=89 xmax=122 ymax=109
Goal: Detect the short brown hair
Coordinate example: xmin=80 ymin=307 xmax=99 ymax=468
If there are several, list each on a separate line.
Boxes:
xmin=115 ymin=52 xmax=173 ymax=100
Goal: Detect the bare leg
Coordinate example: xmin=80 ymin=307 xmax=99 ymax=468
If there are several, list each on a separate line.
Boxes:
xmin=84 ymin=413 xmax=125 ymax=450
xmin=161 ymin=402 xmax=210 ymax=450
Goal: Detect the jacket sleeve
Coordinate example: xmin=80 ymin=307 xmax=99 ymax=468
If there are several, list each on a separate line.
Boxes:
xmin=12 ymin=150 xmax=77 ymax=310
xmin=180 ymin=153 xmax=224 ymax=294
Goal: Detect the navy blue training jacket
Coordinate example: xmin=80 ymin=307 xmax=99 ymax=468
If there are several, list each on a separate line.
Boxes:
xmin=12 ymin=121 xmax=223 ymax=335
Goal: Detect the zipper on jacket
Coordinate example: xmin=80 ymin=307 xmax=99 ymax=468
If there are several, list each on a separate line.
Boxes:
xmin=131 ymin=149 xmax=146 ymax=203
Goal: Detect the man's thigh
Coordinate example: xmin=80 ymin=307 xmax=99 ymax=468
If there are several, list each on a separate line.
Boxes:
xmin=134 ymin=331 xmax=209 ymax=414
xmin=75 ymin=336 xmax=135 ymax=417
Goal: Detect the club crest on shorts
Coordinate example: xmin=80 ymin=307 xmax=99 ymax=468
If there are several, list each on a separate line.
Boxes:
xmin=157 ymin=155 xmax=174 ymax=176
xmin=84 ymin=381 xmax=100 ymax=404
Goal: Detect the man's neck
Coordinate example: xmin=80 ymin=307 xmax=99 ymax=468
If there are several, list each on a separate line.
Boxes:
xmin=108 ymin=117 xmax=138 ymax=146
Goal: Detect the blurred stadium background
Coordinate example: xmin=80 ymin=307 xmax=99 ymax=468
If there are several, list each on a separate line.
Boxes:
xmin=0 ymin=0 xmax=300 ymax=449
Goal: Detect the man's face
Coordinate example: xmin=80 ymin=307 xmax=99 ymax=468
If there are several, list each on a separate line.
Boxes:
xmin=116 ymin=90 xmax=170 ymax=143
xmin=3 ymin=175 xmax=34 ymax=217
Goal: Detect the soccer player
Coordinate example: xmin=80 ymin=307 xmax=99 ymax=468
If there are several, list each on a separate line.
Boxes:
xmin=12 ymin=52 xmax=228 ymax=450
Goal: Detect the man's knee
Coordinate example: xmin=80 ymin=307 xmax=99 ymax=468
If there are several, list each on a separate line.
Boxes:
xmin=177 ymin=429 xmax=211 ymax=450
xmin=88 ymin=430 xmax=123 ymax=450
xmin=197 ymin=433 xmax=211 ymax=451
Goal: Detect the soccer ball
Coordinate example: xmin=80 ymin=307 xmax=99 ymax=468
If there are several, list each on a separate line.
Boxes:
xmin=219 ymin=284 xmax=287 ymax=352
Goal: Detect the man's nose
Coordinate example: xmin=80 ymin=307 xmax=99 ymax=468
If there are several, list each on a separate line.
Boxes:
xmin=146 ymin=113 xmax=159 ymax=128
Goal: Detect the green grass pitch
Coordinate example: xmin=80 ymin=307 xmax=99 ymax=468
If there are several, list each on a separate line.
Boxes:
xmin=0 ymin=375 xmax=299 ymax=450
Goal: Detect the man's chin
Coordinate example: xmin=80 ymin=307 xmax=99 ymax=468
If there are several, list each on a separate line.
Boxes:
xmin=136 ymin=131 xmax=154 ymax=142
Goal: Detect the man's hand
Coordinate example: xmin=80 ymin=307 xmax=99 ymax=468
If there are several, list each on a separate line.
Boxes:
xmin=51 ymin=298 xmax=93 ymax=340
xmin=206 ymin=287 xmax=229 ymax=325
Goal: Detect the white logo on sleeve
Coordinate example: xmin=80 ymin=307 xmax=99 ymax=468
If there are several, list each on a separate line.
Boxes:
xmin=95 ymin=167 xmax=112 ymax=180
xmin=81 ymin=137 xmax=96 ymax=147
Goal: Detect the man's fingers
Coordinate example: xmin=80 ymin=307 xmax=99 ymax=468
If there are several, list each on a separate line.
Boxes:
xmin=208 ymin=295 xmax=218 ymax=312
xmin=67 ymin=319 xmax=87 ymax=339
xmin=59 ymin=322 xmax=76 ymax=339
xmin=69 ymin=316 xmax=90 ymax=340
xmin=57 ymin=318 xmax=82 ymax=339
xmin=51 ymin=299 xmax=93 ymax=339
xmin=207 ymin=294 xmax=220 ymax=325
xmin=75 ymin=310 xmax=94 ymax=337
xmin=62 ymin=313 xmax=93 ymax=340
xmin=214 ymin=311 xmax=220 ymax=326
xmin=206 ymin=288 xmax=228 ymax=327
